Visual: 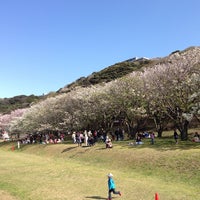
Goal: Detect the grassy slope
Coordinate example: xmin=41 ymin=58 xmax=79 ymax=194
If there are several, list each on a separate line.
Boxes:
xmin=0 ymin=135 xmax=200 ymax=200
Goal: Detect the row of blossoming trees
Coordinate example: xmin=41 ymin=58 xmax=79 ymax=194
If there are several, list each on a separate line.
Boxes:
xmin=1 ymin=47 xmax=200 ymax=140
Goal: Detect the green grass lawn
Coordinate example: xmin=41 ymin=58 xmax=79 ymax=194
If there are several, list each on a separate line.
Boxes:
xmin=0 ymin=134 xmax=200 ymax=200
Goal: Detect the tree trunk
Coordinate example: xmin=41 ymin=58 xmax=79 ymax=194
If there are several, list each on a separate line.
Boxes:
xmin=177 ymin=120 xmax=189 ymax=141
xmin=153 ymin=117 xmax=163 ymax=138
xmin=157 ymin=127 xmax=163 ymax=138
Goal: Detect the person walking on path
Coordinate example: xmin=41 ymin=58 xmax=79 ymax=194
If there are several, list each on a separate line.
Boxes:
xmin=107 ymin=173 xmax=121 ymax=200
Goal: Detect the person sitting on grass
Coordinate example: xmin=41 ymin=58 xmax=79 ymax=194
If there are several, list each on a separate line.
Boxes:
xmin=106 ymin=138 xmax=113 ymax=148
xmin=192 ymin=132 xmax=200 ymax=142
xmin=135 ymin=133 xmax=143 ymax=145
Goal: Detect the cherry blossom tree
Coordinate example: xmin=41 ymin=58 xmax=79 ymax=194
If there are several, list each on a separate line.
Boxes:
xmin=141 ymin=49 xmax=200 ymax=140
xmin=9 ymin=47 xmax=200 ymax=141
xmin=0 ymin=108 xmax=27 ymax=138
xmin=104 ymin=74 xmax=147 ymax=137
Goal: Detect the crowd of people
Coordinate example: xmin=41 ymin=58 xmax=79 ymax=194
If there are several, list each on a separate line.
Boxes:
xmin=71 ymin=130 xmax=113 ymax=148
xmin=69 ymin=128 xmax=126 ymax=148
xmin=71 ymin=130 xmax=98 ymax=147
xmin=128 ymin=131 xmax=155 ymax=145
xmin=16 ymin=132 xmax=65 ymax=144
xmin=1 ymin=127 xmax=199 ymax=148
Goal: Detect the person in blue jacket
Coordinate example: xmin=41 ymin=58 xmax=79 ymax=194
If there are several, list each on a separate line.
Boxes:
xmin=107 ymin=173 xmax=121 ymax=200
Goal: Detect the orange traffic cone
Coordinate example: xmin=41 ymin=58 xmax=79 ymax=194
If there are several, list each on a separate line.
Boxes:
xmin=155 ymin=193 xmax=159 ymax=200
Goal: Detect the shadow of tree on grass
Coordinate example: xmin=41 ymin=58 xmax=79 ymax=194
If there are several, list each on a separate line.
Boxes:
xmin=61 ymin=146 xmax=77 ymax=153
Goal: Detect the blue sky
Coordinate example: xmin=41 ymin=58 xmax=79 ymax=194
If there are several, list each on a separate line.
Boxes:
xmin=0 ymin=0 xmax=199 ymax=98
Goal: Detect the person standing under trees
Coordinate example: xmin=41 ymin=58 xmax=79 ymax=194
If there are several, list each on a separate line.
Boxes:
xmin=115 ymin=128 xmax=119 ymax=141
xmin=107 ymin=173 xmax=121 ymax=200
xmin=72 ymin=131 xmax=76 ymax=144
xmin=150 ymin=132 xmax=155 ymax=144
xmin=84 ymin=130 xmax=88 ymax=146
xmin=76 ymin=132 xmax=82 ymax=147
xmin=174 ymin=129 xmax=179 ymax=144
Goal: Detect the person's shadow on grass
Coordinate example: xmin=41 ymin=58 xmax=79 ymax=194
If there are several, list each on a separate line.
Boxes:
xmin=85 ymin=196 xmax=108 ymax=199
